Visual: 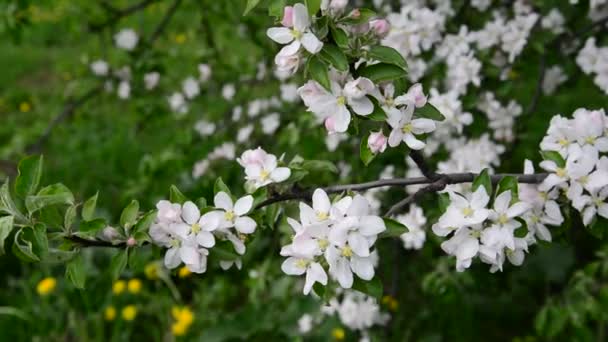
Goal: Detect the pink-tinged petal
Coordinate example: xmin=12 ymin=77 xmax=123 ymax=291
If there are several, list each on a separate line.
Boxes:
xmin=235 ymin=216 xmax=257 ymax=234
xmin=348 ymin=96 xmax=373 ymax=115
xmin=181 ymin=201 xmax=200 ymax=225
xmin=301 ymin=32 xmax=323 ymax=54
xmin=196 ymin=231 xmax=215 ymax=248
xmin=271 ymin=167 xmax=291 ymax=182
xmin=350 ymin=256 xmax=374 ymax=280
xmin=388 ymin=129 xmax=403 ymax=147
xmin=214 ymin=192 xmax=233 ymax=210
xmin=266 ymin=27 xmax=294 ymax=44
xmin=292 ymin=3 xmax=310 ymax=31
xmin=278 ymin=40 xmax=301 ymax=57
xmin=234 ymin=195 xmax=253 ymax=216
xmin=312 ymin=188 xmax=331 ymax=213
xmin=333 ymin=105 xmax=351 ymax=133
xmin=281 ymin=257 xmax=307 ymax=275
xmin=404 ymin=133 xmax=425 ymax=150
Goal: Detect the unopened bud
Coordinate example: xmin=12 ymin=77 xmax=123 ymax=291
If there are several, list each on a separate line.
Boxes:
xmin=368 ymin=131 xmax=388 ymax=154
xmin=127 ymin=237 xmax=137 ymax=247
xmin=370 ymin=19 xmax=390 ymax=38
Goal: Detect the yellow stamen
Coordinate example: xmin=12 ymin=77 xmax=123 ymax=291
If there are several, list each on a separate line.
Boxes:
xmin=341 ymin=246 xmax=353 ymax=257
xmin=401 ymin=123 xmax=413 ymax=134
xmin=225 ymin=210 xmax=235 ymax=221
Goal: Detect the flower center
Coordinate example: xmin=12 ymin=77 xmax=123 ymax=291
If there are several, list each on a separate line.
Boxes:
xmin=558 ymin=138 xmax=569 ymax=147
xmin=579 ymin=175 xmax=588 ymax=184
xmin=291 ymin=29 xmax=303 ymax=39
xmin=402 ymin=123 xmax=413 ymax=134
xmin=531 ymin=215 xmax=539 ymax=223
xmin=594 ymin=198 xmax=603 ymax=207
xmin=225 ymin=210 xmax=235 ymax=222
xmin=336 ymin=96 xmax=346 ymax=106
xmin=469 ymin=230 xmax=481 ymax=238
xmin=170 ymin=238 xmax=181 ymax=248
xmin=498 ymin=213 xmax=509 ymax=225
xmin=191 ymin=223 xmax=201 ymax=234
xmin=385 ymin=97 xmax=394 ymax=107
xmin=295 ymin=258 xmax=310 ymax=269
xmin=585 ymin=136 xmax=596 ymax=145
xmin=317 ymin=238 xmax=329 ymax=250
xmin=540 ymin=191 xmax=548 ymax=200
xmin=259 ymin=169 xmax=270 ymax=181
xmin=461 ymin=206 xmax=474 ymax=217
xmin=316 ymin=211 xmax=329 ymax=221
xmin=555 ymin=168 xmax=566 ymax=178
xmin=340 ymin=246 xmax=353 ymax=257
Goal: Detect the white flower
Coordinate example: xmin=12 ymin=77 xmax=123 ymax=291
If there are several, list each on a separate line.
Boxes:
xmin=168 ymin=92 xmax=188 ymax=114
xmin=282 ymin=256 xmax=328 ymax=295
xmin=194 ymin=120 xmax=216 ymax=137
xmin=267 ymin=3 xmax=323 ymax=56
xmin=198 ymin=64 xmax=212 ymax=82
xmin=261 ymin=113 xmax=280 ymax=134
xmin=433 ymin=187 xmax=491 ymax=236
xmin=114 ymin=28 xmax=138 ymax=51
xmin=144 ymin=72 xmax=160 ymax=90
xmin=201 ymin=192 xmax=257 ymax=234
xmin=240 ymin=148 xmax=291 ymax=189
xmin=90 ymin=60 xmax=109 ymax=76
xmin=222 ymin=83 xmax=236 ymax=100
xmin=298 ymin=314 xmax=314 ymax=333
xmin=182 ymin=77 xmax=200 ymax=99
xmin=387 ymin=105 xmax=436 ymax=150
xmin=440 ymin=226 xmax=482 ymax=272
xmin=397 ymin=205 xmax=427 ymax=250
xmin=117 ymin=81 xmax=130 ymax=99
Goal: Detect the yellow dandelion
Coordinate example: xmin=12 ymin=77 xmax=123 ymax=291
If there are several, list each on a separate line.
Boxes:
xmin=127 ymin=278 xmax=142 ymax=294
xmin=36 ymin=277 xmax=56 ymax=296
xmin=145 ymin=262 xmax=159 ymax=280
xmin=178 ymin=266 xmax=191 ymax=278
xmin=172 ymin=321 xmax=188 ymax=336
xmin=171 ymin=306 xmax=194 ymax=336
xmin=382 ymin=295 xmax=399 ymax=311
xmin=331 ymin=327 xmax=345 ymax=340
xmin=104 ymin=306 xmax=116 ymax=321
xmin=121 ymin=305 xmax=137 ymax=321
xmin=19 ymin=102 xmax=31 ymax=113
xmin=174 ymin=33 xmax=187 ymax=44
xmin=112 ymin=280 xmax=126 ymax=295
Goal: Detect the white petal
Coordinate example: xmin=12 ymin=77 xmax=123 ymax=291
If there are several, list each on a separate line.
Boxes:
xmin=494 ymin=191 xmax=511 ymax=213
xmin=234 ymin=195 xmax=254 ymax=216
xmin=199 ymin=211 xmax=222 ymax=231
xmin=164 ymin=247 xmax=181 ymax=269
xmin=278 ymin=40 xmax=301 ymax=57
xmin=214 ymin=192 xmax=233 ymax=210
xmin=312 ymin=189 xmax=331 ymax=213
xmin=196 ymin=231 xmax=216 ymax=248
xmin=350 ymin=256 xmax=374 ymax=280
xmin=235 ymin=216 xmax=257 ymax=234
xmin=348 ymin=96 xmax=373 ymax=115
xmin=333 ymin=105 xmax=351 ymax=133
xmin=266 ymin=27 xmax=294 ymax=44
xmin=348 ymin=233 xmax=370 ymax=257
xmin=404 ymin=133 xmax=425 ymax=150
xmin=181 ymin=201 xmax=200 ymax=224
xmin=506 ymin=202 xmax=531 ymax=218
xmin=301 ymin=32 xmax=323 ymax=54
xmin=411 ymin=118 xmax=436 ymax=133
xmin=304 ymin=262 xmax=327 ymax=295
xmin=292 ymin=3 xmax=310 ymax=31
xmin=271 ymin=167 xmax=291 ymax=182
xmin=281 ymin=257 xmax=307 ymax=275
xmin=179 ymin=246 xmax=199 ymax=265
xmin=332 ymin=258 xmax=353 ymax=288
xmin=388 ymin=129 xmax=403 ymax=147
xmin=358 ymin=216 xmax=386 ymax=236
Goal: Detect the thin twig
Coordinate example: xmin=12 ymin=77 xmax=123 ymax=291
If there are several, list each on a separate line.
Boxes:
xmin=147 ymin=0 xmax=183 ymax=46
xmin=65 ymin=235 xmax=127 ymax=248
xmin=408 ymin=150 xmax=439 ymax=180
xmin=90 ymin=0 xmax=158 ymax=32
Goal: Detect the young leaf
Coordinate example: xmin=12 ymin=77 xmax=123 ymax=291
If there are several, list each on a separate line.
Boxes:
xmin=0 ymin=216 xmax=14 ymax=255
xmin=25 ymin=183 xmax=74 ymax=214
xmin=120 ymin=200 xmax=139 ymax=228
xmin=330 ymin=26 xmax=349 ymax=50
xmin=342 ymin=8 xmax=376 ymax=24
xmin=366 ymin=46 xmax=407 ymax=69
xmin=0 ymin=180 xmax=24 ymax=221
xmin=214 ymin=178 xmax=232 ymax=196
xmin=318 ymin=44 xmax=349 ymax=72
xmin=540 ymin=151 xmax=566 ymax=168
xmin=133 ymin=210 xmax=157 ymax=234
xmin=243 ymin=0 xmax=262 ymax=15
xmin=301 ymin=160 xmax=338 ymax=174
xmin=307 ymin=55 xmax=331 ymax=91
xmin=64 ymin=205 xmax=77 ymax=232
xmin=305 ymin=0 xmax=321 ymax=15
xmin=360 ymin=134 xmax=375 ymax=166
xmin=357 ymin=63 xmax=406 ymax=83
xmin=66 ymin=254 xmax=86 ymax=289
xmin=82 ymin=192 xmax=98 ymax=221
xmin=12 ymin=228 xmax=39 ymax=262
xmin=380 ymin=218 xmax=407 ymax=238
xmin=472 ymin=169 xmax=492 ymax=195
xmin=14 ymin=155 xmax=43 ymax=198
xmin=169 ymin=185 xmax=188 ymax=204
xmin=109 ymin=249 xmax=128 ymax=280
xmin=352 ymin=277 xmax=383 ymax=299
xmin=79 ymin=218 xmax=107 ymax=233
xmin=496 ymin=176 xmax=519 ymax=202
xmin=416 ymin=103 xmax=445 ymax=121
xmin=268 ymin=0 xmax=286 ymax=18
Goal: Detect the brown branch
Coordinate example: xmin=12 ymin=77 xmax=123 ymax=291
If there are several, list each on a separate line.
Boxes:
xmin=89 ymin=0 xmax=158 ymax=32
xmin=65 ymin=235 xmax=126 ymax=248
xmin=147 ymin=0 xmax=182 ymax=46
xmin=408 ymin=150 xmax=439 ymax=180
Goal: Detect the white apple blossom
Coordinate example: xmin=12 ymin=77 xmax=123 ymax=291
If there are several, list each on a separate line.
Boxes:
xmin=114 ymin=28 xmax=138 ymax=51
xmin=397 ymin=205 xmax=427 ymax=250
xmin=267 ymin=3 xmax=323 ymax=57
xmin=90 ymin=60 xmax=109 ymax=76
xmin=144 ymin=72 xmax=160 ymax=90
xmin=238 ymin=147 xmax=291 ymax=189
xmin=200 ymin=192 xmax=257 ymax=234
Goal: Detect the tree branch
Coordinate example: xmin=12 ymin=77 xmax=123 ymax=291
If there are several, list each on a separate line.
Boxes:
xmin=147 ymin=0 xmax=182 ymax=46
xmin=65 ymin=235 xmax=127 ymax=248
xmin=408 ymin=150 xmax=439 ymax=180
xmin=89 ymin=0 xmax=158 ymax=32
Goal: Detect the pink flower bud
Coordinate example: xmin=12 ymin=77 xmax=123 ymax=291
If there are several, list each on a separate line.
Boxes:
xmin=349 ymin=9 xmax=360 ymax=19
xmin=350 ymin=22 xmax=370 ymax=34
xmin=406 ymin=83 xmax=427 ymax=108
xmin=330 ymin=0 xmax=348 ymax=11
xmin=370 ymin=19 xmax=390 ymax=38
xmin=281 ymin=6 xmax=294 ymax=27
xmin=101 ymin=226 xmax=120 ymax=242
xmin=324 ymin=116 xmax=337 ymax=134
xmin=368 ymin=131 xmax=387 ymax=153
xmin=127 ymin=237 xmax=137 ymax=247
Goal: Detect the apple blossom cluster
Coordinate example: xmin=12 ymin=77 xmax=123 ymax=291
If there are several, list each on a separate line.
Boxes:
xmin=477 ymin=92 xmax=522 ymax=142
xmin=192 ymin=143 xmax=236 ymax=179
xmin=168 ymin=64 xmax=212 ymax=115
xmin=89 ymin=59 xmax=160 ymax=100
xmin=280 ymin=189 xmax=386 ymax=294
xmin=539 ymin=108 xmax=608 ymax=226
xmin=237 ymin=147 xmax=291 ymax=190
xmin=432 ymin=186 xmax=534 ymax=272
xmin=576 ymin=38 xmax=608 ymax=95
xmin=297 ymin=289 xmax=390 ymax=340
xmin=396 ymin=204 xmax=427 ymax=250
xmin=150 ymin=192 xmax=257 ymax=273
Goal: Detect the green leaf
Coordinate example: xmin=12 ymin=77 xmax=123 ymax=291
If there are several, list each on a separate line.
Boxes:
xmin=82 ymin=192 xmax=98 ymax=221
xmin=243 ymin=0 xmax=261 ymax=15
xmin=214 ymin=177 xmax=232 ymax=197
xmin=133 ymin=210 xmax=157 ymax=234
xmin=367 ymin=98 xmax=387 ymax=121
xmin=438 ymin=193 xmax=450 ymax=213
xmin=318 ymin=44 xmax=349 ymax=72
xmin=301 ymin=160 xmax=338 ymax=174
xmin=312 ymin=14 xmax=329 ymax=40
xmin=305 ymin=0 xmax=321 ymax=16
xmin=265 ymin=204 xmax=281 ymax=228
xmin=0 ymin=180 xmax=25 ymax=221
xmin=342 ymin=8 xmax=376 ymax=25
xmin=268 ymin=0 xmax=286 ymax=18
xmin=330 ymin=26 xmax=349 ymax=50
xmin=109 ymin=249 xmax=128 ymax=280
xmin=360 ymin=134 xmax=375 ymax=166
xmin=169 ymin=185 xmax=188 ymax=204
xmin=307 ymin=55 xmax=331 ymax=91
xmin=472 ymin=169 xmax=492 ymax=196
xmin=0 ymin=216 xmax=14 ymax=255
xmin=0 ymin=307 xmax=29 ymax=321
xmin=251 ymin=187 xmax=269 ymax=208
xmin=312 ymin=282 xmax=325 ymax=298
xmin=357 ymin=63 xmax=406 ymax=83
xmin=12 ymin=228 xmax=39 ymax=262
xmin=66 ymin=254 xmax=86 ymax=289
xmin=213 ymin=240 xmax=239 ymax=261
xmin=589 ymin=216 xmax=608 ymax=239
xmin=541 ymin=151 xmax=566 ymax=168
xmin=380 ymin=217 xmax=407 ymax=238
xmin=366 ymin=46 xmax=407 ymax=69
xmin=416 ymin=103 xmax=445 ymax=121
xmin=120 ymin=200 xmax=139 ymax=229
xmin=496 ymin=176 xmax=519 ymax=202
xmin=25 ymin=183 xmax=74 ymax=214
xmin=79 ymin=218 xmax=107 ymax=233
xmin=352 ymin=277 xmax=383 ymax=299
xmin=64 ymin=205 xmax=77 ymax=232
xmin=14 ymin=155 xmax=43 ymax=198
